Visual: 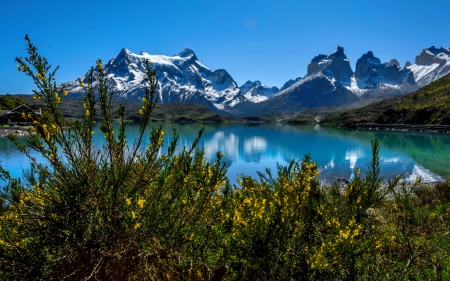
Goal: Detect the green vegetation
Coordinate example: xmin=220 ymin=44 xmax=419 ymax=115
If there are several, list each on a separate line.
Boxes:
xmin=0 ymin=94 xmax=30 ymax=124
xmin=1 ymin=36 xmax=450 ymax=280
xmin=20 ymin=94 xmax=234 ymax=123
xmin=323 ymin=73 xmax=450 ymax=125
xmin=0 ymin=94 xmax=29 ymax=111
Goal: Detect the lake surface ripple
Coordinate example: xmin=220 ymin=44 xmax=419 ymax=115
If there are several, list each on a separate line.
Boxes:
xmin=1 ymin=123 xmax=449 ymax=185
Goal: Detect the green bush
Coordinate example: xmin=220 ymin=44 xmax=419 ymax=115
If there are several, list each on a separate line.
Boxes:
xmin=1 ymin=36 xmax=449 ymax=280
xmin=0 ymin=36 xmax=230 ymax=280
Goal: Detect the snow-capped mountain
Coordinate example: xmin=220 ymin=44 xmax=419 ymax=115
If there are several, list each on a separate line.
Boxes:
xmin=248 ymin=47 xmax=362 ymax=114
xmin=64 ymin=48 xmax=243 ymax=112
xmin=63 ymin=45 xmax=450 ymax=116
xmin=248 ymin=46 xmax=424 ymax=115
xmin=239 ymin=80 xmax=279 ymax=103
xmin=407 ymin=47 xmax=450 ymax=87
xmin=353 ymin=50 xmax=418 ymax=98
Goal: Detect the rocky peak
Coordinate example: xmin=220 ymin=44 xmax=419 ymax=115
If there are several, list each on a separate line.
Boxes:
xmin=388 ymin=59 xmax=400 ymax=67
xmin=426 ymin=46 xmax=450 ymax=56
xmin=355 ymin=51 xmax=415 ymax=88
xmin=178 ymin=48 xmax=198 ymax=61
xmin=311 ymin=54 xmax=328 ymax=63
xmin=415 ymin=46 xmax=450 ymax=65
xmin=355 ymin=51 xmax=381 ymax=79
xmin=404 ymin=61 xmax=412 ymax=68
xmin=324 ymin=46 xmax=354 ymax=82
xmin=307 ymin=46 xmax=353 ymax=82
xmin=329 ymin=45 xmax=347 ymax=59
xmin=114 ymin=48 xmax=133 ymax=61
xmin=359 ymin=51 xmax=379 ymax=62
xmin=307 ymin=54 xmax=328 ymax=75
xmin=210 ymin=69 xmax=235 ymax=86
xmin=239 ymin=80 xmax=279 ymax=100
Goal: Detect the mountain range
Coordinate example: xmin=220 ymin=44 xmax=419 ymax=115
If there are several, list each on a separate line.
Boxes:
xmin=63 ymin=46 xmax=450 ymax=116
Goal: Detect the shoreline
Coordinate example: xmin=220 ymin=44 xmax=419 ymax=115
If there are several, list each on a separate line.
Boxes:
xmin=337 ymin=123 xmax=450 ymax=133
xmin=0 ymin=127 xmax=31 ymax=138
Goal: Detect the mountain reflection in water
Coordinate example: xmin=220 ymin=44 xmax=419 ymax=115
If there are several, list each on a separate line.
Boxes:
xmin=1 ymin=123 xmax=449 ymax=185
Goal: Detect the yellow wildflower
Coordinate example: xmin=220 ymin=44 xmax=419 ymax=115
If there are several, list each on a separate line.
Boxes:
xmin=125 ymin=198 xmax=131 ymax=205
xmin=134 ymin=223 xmax=141 ymax=229
xmin=137 ymin=199 xmax=145 ymax=208
xmin=63 ymin=90 xmax=68 ymax=96
xmin=96 ymin=60 xmax=103 ymax=70
xmin=132 ymin=211 xmax=136 ymax=219
xmin=54 ymin=92 xmax=61 ymax=104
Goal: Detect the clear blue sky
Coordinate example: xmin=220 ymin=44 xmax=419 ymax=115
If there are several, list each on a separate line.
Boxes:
xmin=2 ymin=0 xmax=450 ymax=94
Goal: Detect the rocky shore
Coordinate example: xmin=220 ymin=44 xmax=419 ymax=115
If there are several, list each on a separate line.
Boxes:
xmin=339 ymin=123 xmax=450 ymax=133
xmin=0 ymin=127 xmax=31 ymax=138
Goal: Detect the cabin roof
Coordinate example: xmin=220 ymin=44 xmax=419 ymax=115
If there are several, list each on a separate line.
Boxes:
xmin=4 ymin=104 xmax=41 ymax=115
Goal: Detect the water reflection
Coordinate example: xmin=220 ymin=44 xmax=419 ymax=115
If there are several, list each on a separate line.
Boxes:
xmin=1 ymin=123 xmax=449 ymax=185
xmin=172 ymin=123 xmax=448 ymax=184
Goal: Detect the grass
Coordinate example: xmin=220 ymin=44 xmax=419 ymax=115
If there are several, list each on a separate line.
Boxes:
xmin=322 ymin=73 xmax=450 ymax=126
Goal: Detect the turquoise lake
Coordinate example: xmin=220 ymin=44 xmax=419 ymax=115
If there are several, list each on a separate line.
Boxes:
xmin=1 ymin=123 xmax=450 ymax=185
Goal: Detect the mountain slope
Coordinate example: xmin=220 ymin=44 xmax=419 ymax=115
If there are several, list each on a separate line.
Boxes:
xmin=408 ymin=47 xmax=450 ymax=87
xmin=64 ymin=48 xmax=244 ymax=113
xmin=323 ymin=73 xmax=450 ymax=125
xmin=250 ymin=46 xmax=450 ymax=116
xmin=247 ymin=47 xmax=361 ymax=115
xmin=61 ymin=45 xmax=450 ymax=117
xmin=239 ymin=80 xmax=279 ymax=103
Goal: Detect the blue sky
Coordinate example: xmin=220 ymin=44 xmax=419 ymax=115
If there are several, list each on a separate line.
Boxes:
xmin=2 ymin=0 xmax=450 ymax=93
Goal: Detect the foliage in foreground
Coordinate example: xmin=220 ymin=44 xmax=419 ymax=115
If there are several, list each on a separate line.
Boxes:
xmin=0 ymin=36 xmax=449 ymax=280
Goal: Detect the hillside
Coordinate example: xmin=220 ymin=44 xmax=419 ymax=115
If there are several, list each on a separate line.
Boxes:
xmin=322 ymin=73 xmax=450 ymax=126
xmin=18 ymin=95 xmax=234 ymax=123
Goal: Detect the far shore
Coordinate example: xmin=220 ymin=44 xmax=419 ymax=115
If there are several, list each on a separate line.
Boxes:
xmin=337 ymin=123 xmax=450 ymax=134
xmin=0 ymin=126 xmax=31 ymax=138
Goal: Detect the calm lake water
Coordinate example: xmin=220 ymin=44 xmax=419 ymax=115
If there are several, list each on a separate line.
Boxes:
xmin=1 ymin=123 xmax=450 ymax=185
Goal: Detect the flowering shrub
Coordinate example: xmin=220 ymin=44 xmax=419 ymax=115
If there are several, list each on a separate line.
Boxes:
xmin=0 ymin=36 xmax=449 ymax=280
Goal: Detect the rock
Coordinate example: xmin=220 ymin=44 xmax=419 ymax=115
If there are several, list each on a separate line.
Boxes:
xmin=63 ymin=48 xmax=242 ymax=113
xmin=389 ymin=59 xmax=400 ymax=67
xmin=415 ymin=47 xmax=450 ymax=65
xmin=239 ymin=80 xmax=279 ymax=102
xmin=355 ymin=51 xmax=381 ymax=79
xmin=356 ymin=51 xmax=415 ymax=88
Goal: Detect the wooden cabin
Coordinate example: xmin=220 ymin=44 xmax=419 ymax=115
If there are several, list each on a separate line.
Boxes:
xmin=1 ymin=104 xmax=41 ymax=125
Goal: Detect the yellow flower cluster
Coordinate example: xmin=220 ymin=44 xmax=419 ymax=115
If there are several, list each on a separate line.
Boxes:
xmin=37 ymin=71 xmax=46 ymax=82
xmin=54 ymin=92 xmax=61 ymax=104
xmin=16 ymin=63 xmax=29 ymax=72
xmin=137 ymin=199 xmax=145 ymax=208
xmin=96 ymin=60 xmax=103 ymax=70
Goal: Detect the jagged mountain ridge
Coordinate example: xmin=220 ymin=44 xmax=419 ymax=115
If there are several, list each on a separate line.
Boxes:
xmin=64 ymin=48 xmax=247 ymax=113
xmin=247 ymin=46 xmax=450 ymax=115
xmin=63 ymin=46 xmax=450 ymax=116
xmin=408 ymin=46 xmax=450 ymax=87
xmin=239 ymin=80 xmax=279 ymax=103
